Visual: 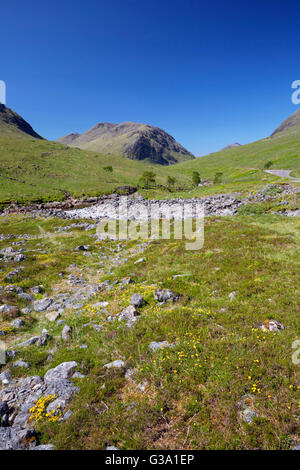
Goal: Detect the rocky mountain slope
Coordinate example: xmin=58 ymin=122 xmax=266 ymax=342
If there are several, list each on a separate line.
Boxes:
xmin=57 ymin=122 xmax=195 ymax=165
xmin=271 ymin=109 xmax=300 ymax=137
xmin=0 ymin=104 xmax=43 ymax=139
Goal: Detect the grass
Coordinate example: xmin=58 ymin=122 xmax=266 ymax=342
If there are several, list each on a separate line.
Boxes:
xmin=0 ymin=136 xmax=182 ymax=206
xmin=0 ymin=212 xmax=299 ymax=449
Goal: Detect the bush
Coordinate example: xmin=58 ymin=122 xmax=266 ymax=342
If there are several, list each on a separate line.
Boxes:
xmin=238 ymin=203 xmax=267 ymax=215
xmin=264 ymin=161 xmax=273 ymax=169
xmin=167 ymin=176 xmax=176 ymax=188
xmin=192 ymin=171 xmax=200 ymax=186
xmin=103 ymin=166 xmax=113 ymax=173
xmin=214 ymin=172 xmax=223 ymax=184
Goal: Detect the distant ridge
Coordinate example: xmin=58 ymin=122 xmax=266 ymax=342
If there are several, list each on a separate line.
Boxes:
xmin=0 ymin=103 xmax=43 ymax=139
xmin=219 ymin=142 xmax=241 ymax=152
xmin=58 ymin=121 xmax=195 ymax=165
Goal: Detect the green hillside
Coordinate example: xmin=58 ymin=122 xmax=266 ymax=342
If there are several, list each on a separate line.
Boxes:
xmin=0 ymin=136 xmax=186 ymax=206
xmin=156 ymin=130 xmax=300 ymax=199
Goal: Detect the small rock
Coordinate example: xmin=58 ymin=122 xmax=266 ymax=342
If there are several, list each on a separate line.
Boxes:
xmin=130 ymin=294 xmax=144 ymax=308
xmin=118 ymin=305 xmax=139 ymax=324
xmin=149 ymin=341 xmax=172 ymax=352
xmin=104 ymin=360 xmax=125 ymax=369
xmin=242 ymin=408 xmax=258 ymax=424
xmin=30 ymin=285 xmax=44 ymax=295
xmin=237 ymin=394 xmax=258 ymax=424
xmin=107 ymin=446 xmax=119 ymax=450
xmin=45 ymin=311 xmax=61 ymax=322
xmin=33 ymin=444 xmax=55 ymax=450
xmin=0 ymin=427 xmax=36 ymax=450
xmin=0 ymin=370 xmax=11 ymax=385
xmin=76 ymin=245 xmax=90 ymax=251
xmin=12 ymin=360 xmax=30 ymax=368
xmin=72 ymin=372 xmax=86 ymax=379
xmin=229 ymin=292 xmax=236 ymax=302
xmin=44 ymin=361 xmax=78 ymax=383
xmin=17 ymin=336 xmax=39 ymax=347
xmin=154 ymin=289 xmax=179 ymax=303
xmin=120 ymin=277 xmax=132 ymax=285
xmin=5 ymin=350 xmax=18 ymax=360
xmin=292 ymin=444 xmax=300 ymax=450
xmin=37 ymin=332 xmax=51 ymax=346
xmin=258 ymin=319 xmax=284 ymax=332
xmin=33 ymin=298 xmax=53 ymax=312
xmin=11 ymin=319 xmax=25 ymax=328
xmin=62 ymin=324 xmax=72 ymax=342
xmin=62 ymin=410 xmax=73 ymax=421
xmin=0 ymin=305 xmax=20 ymax=318
xmin=92 ymin=301 xmax=109 ymax=309
xmin=21 ymin=307 xmax=32 ymax=315
xmin=17 ymin=292 xmax=34 ymax=302
xmin=14 ymin=254 xmax=26 ymax=262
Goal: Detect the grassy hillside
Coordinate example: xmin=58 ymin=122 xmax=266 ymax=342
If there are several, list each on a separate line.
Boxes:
xmin=137 ymin=131 xmax=298 ymax=198
xmin=0 ymin=136 xmax=186 ymax=206
xmin=1 ymin=124 xmax=300 ymax=206
xmin=175 ymin=132 xmax=300 ymax=177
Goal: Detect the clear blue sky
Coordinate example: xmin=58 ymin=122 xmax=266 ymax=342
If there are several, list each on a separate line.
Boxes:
xmin=1 ymin=0 xmax=300 ymax=155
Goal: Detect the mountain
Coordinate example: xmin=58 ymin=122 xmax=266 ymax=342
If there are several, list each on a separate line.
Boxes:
xmin=57 ymin=122 xmax=195 ymax=165
xmin=0 ymin=103 xmax=43 ymax=139
xmin=219 ymin=142 xmax=241 ymax=152
xmin=271 ymin=109 xmax=300 ymax=137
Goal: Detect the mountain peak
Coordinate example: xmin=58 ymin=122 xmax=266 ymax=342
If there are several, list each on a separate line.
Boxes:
xmin=271 ymin=109 xmax=300 ymax=137
xmin=0 ymin=103 xmax=43 ymax=139
xmin=58 ymin=121 xmax=194 ymax=165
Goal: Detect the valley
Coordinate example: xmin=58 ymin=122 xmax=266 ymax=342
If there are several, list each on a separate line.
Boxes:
xmin=0 ymin=103 xmax=299 ymax=450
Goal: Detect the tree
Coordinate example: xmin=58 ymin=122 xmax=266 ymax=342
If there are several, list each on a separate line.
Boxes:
xmin=264 ymin=161 xmax=273 ymax=169
xmin=139 ymin=171 xmax=156 ymax=189
xmin=167 ymin=175 xmax=176 ymax=188
xmin=192 ymin=171 xmax=201 ymax=186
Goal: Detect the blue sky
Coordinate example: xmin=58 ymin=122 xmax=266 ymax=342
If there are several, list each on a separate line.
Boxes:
xmin=1 ymin=0 xmax=300 ymax=155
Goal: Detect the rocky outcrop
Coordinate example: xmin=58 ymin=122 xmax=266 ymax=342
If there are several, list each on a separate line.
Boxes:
xmin=0 ymin=362 xmax=79 ymax=450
